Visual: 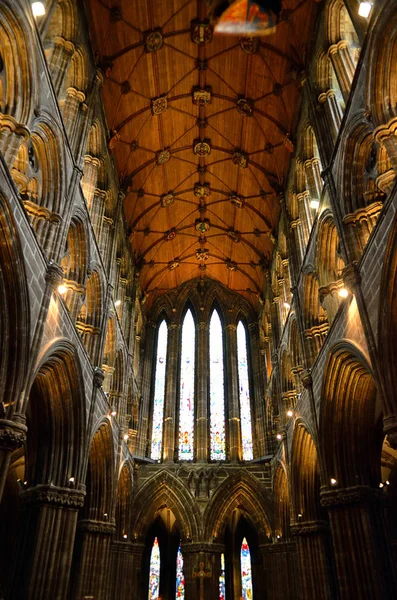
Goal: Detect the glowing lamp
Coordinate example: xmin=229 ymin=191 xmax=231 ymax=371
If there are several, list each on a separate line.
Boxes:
xmin=58 ymin=284 xmax=67 ymax=295
xmin=286 ymin=410 xmax=293 ymax=418
xmin=123 ymin=434 xmax=129 ymax=441
xmin=32 ymin=2 xmax=46 ymax=17
xmin=276 ymin=433 xmax=283 ymax=441
xmin=211 ymin=0 xmax=282 ymax=36
xmin=310 ymin=199 xmax=320 ymax=210
xmin=330 ymin=478 xmax=337 ymax=486
xmin=338 ymin=287 xmax=349 ymax=299
xmin=115 ymin=299 xmax=121 ymax=307
xmin=111 ymin=409 xmax=117 ymax=417
xmin=283 ymin=302 xmax=291 ymax=310
xmin=358 ymin=2 xmax=372 ymax=18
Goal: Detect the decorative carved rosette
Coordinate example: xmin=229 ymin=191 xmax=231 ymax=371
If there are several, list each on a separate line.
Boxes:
xmin=232 ymin=150 xmax=249 ymax=168
xmin=240 ymin=37 xmax=260 ymax=54
xmin=194 ymin=182 xmax=211 ymax=198
xmin=229 ymin=193 xmax=244 ymax=208
xmin=144 ymin=29 xmax=163 ymax=53
xmin=196 ymin=248 xmax=209 ymax=261
xmin=191 ymin=20 xmax=213 ymax=45
xmin=151 ymin=95 xmax=168 ymax=115
xmin=161 ymin=192 xmax=175 ymax=207
xmin=0 ymin=419 xmax=27 ymax=451
xmin=193 ymin=139 xmax=211 ymax=157
xmin=195 ymin=219 xmax=210 ymax=233
xmin=156 ymin=148 xmax=171 ymax=165
xmin=236 ymin=97 xmax=254 ymax=117
xmin=193 ymin=86 xmax=212 ymax=106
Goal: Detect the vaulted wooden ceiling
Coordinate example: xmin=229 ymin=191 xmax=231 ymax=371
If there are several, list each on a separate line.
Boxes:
xmin=86 ymin=0 xmax=318 ymax=308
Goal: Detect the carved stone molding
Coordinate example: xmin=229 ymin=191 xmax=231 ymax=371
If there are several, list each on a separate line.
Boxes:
xmin=342 ymin=261 xmax=361 ymax=293
xmin=290 ymin=520 xmax=329 ymax=536
xmin=20 ymin=485 xmax=86 ymax=508
xmin=320 ymin=485 xmax=384 ymax=508
xmin=45 ymin=261 xmax=64 ymax=289
xmin=259 ymin=542 xmax=296 ymax=554
xmin=181 ymin=542 xmax=224 ymax=555
xmin=0 ymin=419 xmax=27 ymax=451
xmin=78 ymin=519 xmax=116 ymax=534
xmin=300 ymin=369 xmax=313 ymax=389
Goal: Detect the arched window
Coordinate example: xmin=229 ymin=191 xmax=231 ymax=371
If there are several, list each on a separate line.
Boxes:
xmin=179 ymin=309 xmax=195 ymax=460
xmin=151 ymin=320 xmax=168 ymax=460
xmin=241 ymin=538 xmax=253 ymax=600
xmin=237 ymin=322 xmax=254 ymax=461
xmin=176 ymin=545 xmax=185 ymax=599
xmin=210 ymin=309 xmax=226 ymax=460
xmin=219 ymin=553 xmax=226 ymax=599
xmin=149 ymin=537 xmax=160 ymax=600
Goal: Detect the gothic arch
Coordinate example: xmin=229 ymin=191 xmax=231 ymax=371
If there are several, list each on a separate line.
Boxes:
xmin=24 ymin=338 xmax=86 ymax=488
xmin=273 ymin=463 xmax=291 ymax=540
xmin=290 ymin=421 xmax=322 ymax=521
xmin=84 ymin=420 xmax=115 ymax=520
xmin=319 ymin=341 xmax=382 ymax=488
xmin=203 ymin=470 xmax=273 ymax=542
xmin=0 ymin=193 xmax=30 ymax=412
xmin=131 ymin=470 xmax=200 ymax=542
xmin=115 ymin=462 xmax=133 ymax=540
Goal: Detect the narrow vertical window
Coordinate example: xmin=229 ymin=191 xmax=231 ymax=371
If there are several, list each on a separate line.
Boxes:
xmin=151 ymin=320 xmax=168 ymax=460
xmin=149 ymin=537 xmax=160 ymax=600
xmin=179 ymin=309 xmax=195 ymax=460
xmin=219 ymin=553 xmax=226 ymax=599
xmin=210 ymin=310 xmax=226 ymax=460
xmin=241 ymin=538 xmax=253 ymax=600
xmin=237 ymin=321 xmax=253 ymax=461
xmin=176 ymin=545 xmax=185 ymax=599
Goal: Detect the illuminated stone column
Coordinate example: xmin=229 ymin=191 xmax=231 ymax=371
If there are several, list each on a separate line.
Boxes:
xmin=291 ymin=520 xmax=336 ymax=599
xmin=109 ymin=540 xmax=143 ymax=600
xmin=181 ymin=543 xmax=223 ymax=600
xmin=260 ymin=542 xmax=299 ymax=600
xmin=48 ymin=37 xmax=75 ymax=96
xmin=196 ymin=321 xmax=209 ymax=462
xmin=62 ymin=87 xmax=86 ymax=140
xmin=328 ymin=42 xmax=356 ymax=102
xmin=163 ymin=322 xmax=180 ymax=462
xmin=0 ymin=115 xmax=29 ymax=169
xmin=318 ymin=91 xmax=343 ymax=142
xmin=10 ymin=485 xmax=85 ymax=600
xmin=90 ymin=188 xmax=107 ymax=240
xmin=224 ymin=324 xmax=242 ymax=462
xmin=321 ymin=485 xmax=397 ymax=599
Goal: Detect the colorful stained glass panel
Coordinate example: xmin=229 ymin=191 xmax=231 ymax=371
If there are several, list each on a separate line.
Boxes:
xmin=176 ymin=546 xmax=185 ymax=599
xmin=237 ymin=322 xmax=253 ymax=461
xmin=151 ymin=320 xmax=168 ymax=460
xmin=241 ymin=537 xmax=253 ymax=600
xmin=210 ymin=310 xmax=226 ymax=460
xmin=219 ymin=552 xmax=226 ymax=599
xmin=149 ymin=537 xmax=160 ymax=600
xmin=179 ymin=309 xmax=195 ymax=460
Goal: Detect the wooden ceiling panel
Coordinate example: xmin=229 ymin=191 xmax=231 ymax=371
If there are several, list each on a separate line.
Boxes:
xmin=86 ymin=0 xmax=319 ymax=308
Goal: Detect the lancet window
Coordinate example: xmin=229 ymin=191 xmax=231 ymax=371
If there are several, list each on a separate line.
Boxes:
xmin=210 ymin=309 xmax=226 ymax=460
xmin=151 ymin=320 xmax=168 ymax=460
xmin=240 ymin=538 xmax=253 ymax=600
xmin=178 ymin=309 xmax=195 ymax=460
xmin=176 ymin=546 xmax=185 ymax=599
xmin=148 ymin=537 xmax=160 ymax=600
xmin=237 ymin=322 xmax=254 ymax=461
xmin=219 ymin=553 xmax=226 ymax=599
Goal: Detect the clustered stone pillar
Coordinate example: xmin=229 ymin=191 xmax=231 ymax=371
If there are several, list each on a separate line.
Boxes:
xmin=224 ymin=324 xmax=242 ymax=462
xmin=48 ymin=37 xmax=75 ymax=96
xmin=259 ymin=542 xmax=299 ymax=600
xmin=0 ymin=419 xmax=27 ymax=503
xmin=109 ymin=540 xmax=144 ymax=600
xmin=318 ymin=90 xmax=343 ymax=142
xmin=321 ymin=485 xmax=397 ymax=599
xmin=10 ymin=485 xmax=85 ymax=600
xmin=0 ymin=116 xmax=29 ymax=169
xmin=73 ymin=518 xmax=116 ymax=600
xmin=196 ymin=321 xmax=209 ymax=461
xmin=181 ymin=543 xmax=224 ymax=600
xmin=291 ymin=520 xmax=335 ymax=599
xmin=163 ymin=322 xmax=180 ymax=461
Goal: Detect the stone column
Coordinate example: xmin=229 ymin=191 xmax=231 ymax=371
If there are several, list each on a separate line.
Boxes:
xmin=0 ymin=115 xmax=29 ymax=170
xmin=291 ymin=520 xmax=336 ymax=600
xmin=318 ymin=91 xmax=343 ymax=142
xmin=328 ymin=42 xmax=355 ymax=102
xmin=181 ymin=543 xmax=224 ymax=600
xmin=61 ymin=87 xmax=86 ymax=141
xmin=0 ymin=419 xmax=27 ymax=503
xmin=48 ymin=37 xmax=75 ymax=97
xmin=321 ymin=485 xmax=397 ymax=599
xmin=90 ymin=188 xmax=107 ymax=241
xmin=163 ymin=323 xmax=180 ymax=462
xmin=224 ymin=324 xmax=242 ymax=462
xmin=375 ymin=119 xmax=397 ymax=174
xmin=260 ymin=542 xmax=300 ymax=600
xmin=72 ymin=519 xmax=116 ymax=600
xmin=196 ymin=321 xmax=209 ymax=462
xmin=296 ymin=191 xmax=311 ymax=246
xmin=81 ymin=154 xmax=101 ymax=209
xmin=10 ymin=485 xmax=85 ymax=600
xmin=304 ymin=157 xmax=323 ymax=202
xmin=109 ymin=540 xmax=143 ymax=600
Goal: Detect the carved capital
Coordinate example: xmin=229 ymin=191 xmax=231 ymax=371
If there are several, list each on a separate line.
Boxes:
xmin=290 ymin=520 xmax=329 ymax=536
xmin=78 ymin=519 xmax=116 ymax=535
xmin=0 ymin=419 xmax=27 ymax=451
xmin=93 ymin=367 xmax=105 ymax=388
xmin=20 ymin=484 xmax=85 ymax=508
xmin=342 ymin=261 xmax=361 ymax=293
xmin=320 ymin=485 xmax=384 ymax=508
xmin=45 ymin=261 xmax=64 ymax=289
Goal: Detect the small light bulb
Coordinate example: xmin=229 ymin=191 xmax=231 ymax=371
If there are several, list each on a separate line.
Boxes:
xmin=358 ymin=2 xmax=372 ymax=18
xmin=330 ymin=478 xmax=337 ymax=486
xmin=115 ymin=299 xmax=121 ymax=307
xmin=123 ymin=434 xmax=129 ymax=441
xmin=276 ymin=433 xmax=283 ymax=441
xmin=32 ymin=2 xmax=46 ymax=17
xmin=104 ymin=513 xmax=108 ymax=518
xmin=276 ymin=535 xmax=281 ymax=540
xmin=69 ymin=476 xmax=75 ymax=483
xmin=283 ymin=302 xmax=291 ymax=310
xmin=338 ymin=288 xmax=349 ymax=298
xmin=58 ymin=284 xmax=67 ymax=295
xmin=310 ymin=199 xmax=319 ymax=210
xmin=287 ymin=410 xmax=293 ymax=418
xmin=297 ymin=513 xmax=303 ymax=519
xmin=386 ymin=480 xmax=390 ymax=486
xmin=379 ymin=482 xmax=384 ymax=488
xmin=123 ymin=534 xmax=128 ymax=539
xmin=111 ymin=409 xmax=117 ymax=417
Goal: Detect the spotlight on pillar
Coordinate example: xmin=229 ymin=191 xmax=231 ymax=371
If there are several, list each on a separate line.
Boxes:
xmin=115 ymin=299 xmax=121 ymax=307
xmin=104 ymin=513 xmax=108 ymax=518
xmin=58 ymin=283 xmax=67 ymax=295
xmin=69 ymin=476 xmax=75 ymax=488
xmin=123 ymin=434 xmax=129 ymax=441
xmin=338 ymin=287 xmax=349 ymax=299
xmin=111 ymin=408 xmax=117 ymax=417
xmin=379 ymin=482 xmax=384 ymax=488
xmin=330 ymin=477 xmax=337 ymax=486
xmin=358 ymin=2 xmax=372 ymax=18
xmin=276 ymin=534 xmax=281 ymax=541
xmin=123 ymin=534 xmax=128 ymax=539
xmin=297 ymin=513 xmax=303 ymax=520
xmin=286 ymin=409 xmax=293 ymax=418
xmin=310 ymin=199 xmax=320 ymax=210
xmin=276 ymin=433 xmax=283 ymax=441
xmin=386 ymin=480 xmax=390 ymax=486
xmin=32 ymin=2 xmax=46 ymax=17
xmin=283 ymin=302 xmax=291 ymax=310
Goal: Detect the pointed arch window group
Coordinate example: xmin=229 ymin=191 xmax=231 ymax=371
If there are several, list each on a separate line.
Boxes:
xmin=150 ymin=307 xmax=254 ymax=462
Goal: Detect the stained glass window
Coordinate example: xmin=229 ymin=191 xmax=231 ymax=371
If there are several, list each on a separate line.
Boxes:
xmin=210 ymin=310 xmax=226 ymax=460
xmin=179 ymin=309 xmax=195 ymax=460
xmin=241 ymin=538 xmax=253 ymax=600
xmin=219 ymin=553 xmax=226 ymax=600
xmin=237 ymin=322 xmax=253 ymax=461
xmin=151 ymin=320 xmax=168 ymax=460
xmin=176 ymin=545 xmax=185 ymax=599
xmin=148 ymin=537 xmax=160 ymax=600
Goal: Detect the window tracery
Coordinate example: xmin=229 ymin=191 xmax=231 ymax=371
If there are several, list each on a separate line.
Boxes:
xmin=237 ymin=322 xmax=254 ymax=461
xmin=151 ymin=320 xmax=168 ymax=460
xmin=148 ymin=537 xmax=160 ymax=600
xmin=210 ymin=309 xmax=226 ymax=460
xmin=179 ymin=309 xmax=195 ymax=460
xmin=176 ymin=545 xmax=185 ymax=599
xmin=241 ymin=537 xmax=253 ymax=600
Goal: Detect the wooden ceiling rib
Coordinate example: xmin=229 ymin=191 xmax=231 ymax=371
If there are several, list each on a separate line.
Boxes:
xmin=86 ymin=0 xmax=318 ymax=308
